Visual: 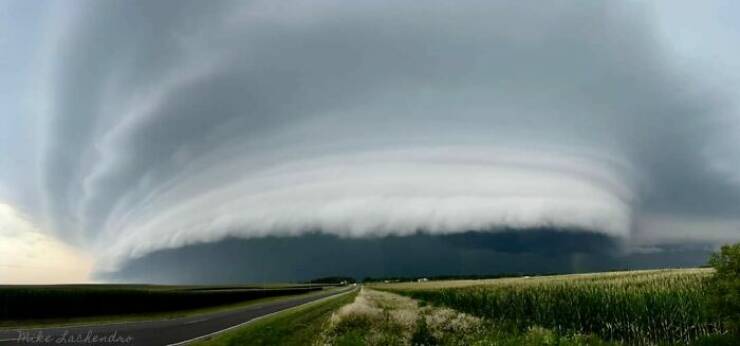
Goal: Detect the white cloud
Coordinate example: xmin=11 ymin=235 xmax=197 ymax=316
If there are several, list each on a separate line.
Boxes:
xmin=93 ymin=146 xmax=634 ymax=271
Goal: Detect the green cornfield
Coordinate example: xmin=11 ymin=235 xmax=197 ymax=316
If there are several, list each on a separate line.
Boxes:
xmin=379 ymin=269 xmax=726 ymax=345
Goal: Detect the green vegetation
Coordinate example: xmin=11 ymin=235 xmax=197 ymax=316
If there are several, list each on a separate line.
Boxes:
xmin=320 ymin=288 xmax=418 ymax=345
xmin=0 ymin=284 xmax=322 ymax=322
xmin=323 ymin=288 xmax=611 ymax=346
xmin=195 ymin=289 xmax=358 ymax=346
xmin=706 ymin=242 xmax=740 ymax=337
xmin=376 ymin=269 xmax=725 ymax=345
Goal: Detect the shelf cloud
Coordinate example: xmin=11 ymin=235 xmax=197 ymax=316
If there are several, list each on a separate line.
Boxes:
xmin=1 ymin=0 xmax=739 ymax=279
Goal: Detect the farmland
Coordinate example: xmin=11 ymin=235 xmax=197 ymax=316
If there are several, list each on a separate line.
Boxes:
xmin=1 ymin=268 xmax=732 ymax=345
xmin=319 ymin=287 xmax=614 ymax=345
xmin=0 ymin=284 xmax=325 ymax=325
xmin=372 ymin=269 xmax=727 ymax=345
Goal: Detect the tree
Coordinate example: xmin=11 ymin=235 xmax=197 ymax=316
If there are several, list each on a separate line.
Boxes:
xmin=707 ymin=242 xmax=740 ymax=336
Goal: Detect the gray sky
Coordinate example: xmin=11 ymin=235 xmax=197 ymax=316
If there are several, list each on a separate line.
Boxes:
xmin=1 ymin=0 xmax=739 ymax=282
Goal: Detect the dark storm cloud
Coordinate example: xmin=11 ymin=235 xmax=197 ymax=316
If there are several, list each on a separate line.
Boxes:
xmin=19 ymin=0 xmax=739 ymax=274
xmin=103 ymin=230 xmax=713 ymax=284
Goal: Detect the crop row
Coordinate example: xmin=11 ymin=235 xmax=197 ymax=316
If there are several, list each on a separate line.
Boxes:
xmin=382 ymin=269 xmax=724 ymax=344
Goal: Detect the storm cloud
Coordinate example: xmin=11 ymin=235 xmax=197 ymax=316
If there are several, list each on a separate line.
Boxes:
xmin=1 ymin=0 xmax=739 ymax=280
xmin=105 ymin=230 xmax=717 ymax=284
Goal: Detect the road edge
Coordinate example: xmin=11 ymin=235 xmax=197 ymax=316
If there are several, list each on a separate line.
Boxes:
xmin=167 ymin=286 xmax=358 ymax=346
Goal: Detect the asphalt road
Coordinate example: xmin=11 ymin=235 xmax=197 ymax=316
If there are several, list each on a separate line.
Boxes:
xmin=0 ymin=286 xmax=355 ymax=346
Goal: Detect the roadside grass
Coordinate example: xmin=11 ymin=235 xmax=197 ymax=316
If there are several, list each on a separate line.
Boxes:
xmin=320 ymin=288 xmax=417 ymax=345
xmin=0 ymin=286 xmax=337 ymax=329
xmin=194 ymin=288 xmax=359 ymax=346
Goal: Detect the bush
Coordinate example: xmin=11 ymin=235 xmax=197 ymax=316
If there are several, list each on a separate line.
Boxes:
xmin=411 ymin=316 xmax=438 ymax=346
xmin=707 ymin=243 xmax=740 ymax=336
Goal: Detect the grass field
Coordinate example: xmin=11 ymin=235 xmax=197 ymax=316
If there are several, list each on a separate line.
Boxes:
xmin=195 ymin=288 xmax=359 ymax=346
xmin=0 ymin=284 xmax=325 ymax=325
xmin=372 ymin=269 xmax=727 ymax=345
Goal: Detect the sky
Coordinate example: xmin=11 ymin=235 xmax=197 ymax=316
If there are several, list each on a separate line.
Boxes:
xmin=1 ymin=0 xmax=739 ymax=283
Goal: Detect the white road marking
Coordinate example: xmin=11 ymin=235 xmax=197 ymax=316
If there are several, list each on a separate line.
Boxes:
xmin=183 ymin=318 xmax=208 ymax=325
